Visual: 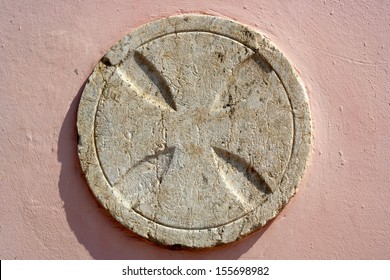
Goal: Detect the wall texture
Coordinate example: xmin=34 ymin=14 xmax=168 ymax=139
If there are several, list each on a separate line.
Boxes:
xmin=1 ymin=0 xmax=389 ymax=259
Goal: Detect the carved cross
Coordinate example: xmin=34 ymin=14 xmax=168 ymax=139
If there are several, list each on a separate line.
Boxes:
xmin=94 ymin=31 xmax=293 ymax=229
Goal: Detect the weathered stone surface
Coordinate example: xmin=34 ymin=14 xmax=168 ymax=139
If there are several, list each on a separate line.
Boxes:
xmin=77 ymin=14 xmax=311 ymax=248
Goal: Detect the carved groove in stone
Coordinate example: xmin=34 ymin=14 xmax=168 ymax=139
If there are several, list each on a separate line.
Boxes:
xmin=133 ymin=51 xmax=177 ymax=111
xmin=113 ymin=146 xmax=176 ymax=188
xmin=131 ymin=207 xmax=252 ymax=230
xmin=212 ymin=146 xmax=272 ymax=196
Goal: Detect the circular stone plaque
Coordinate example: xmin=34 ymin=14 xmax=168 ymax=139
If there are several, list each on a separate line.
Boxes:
xmin=77 ymin=14 xmax=311 ymax=248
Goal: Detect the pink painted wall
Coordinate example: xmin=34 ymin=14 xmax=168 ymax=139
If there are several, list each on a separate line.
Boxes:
xmin=1 ymin=0 xmax=389 ymax=259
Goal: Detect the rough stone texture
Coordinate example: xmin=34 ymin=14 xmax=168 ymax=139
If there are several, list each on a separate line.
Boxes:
xmin=77 ymin=14 xmax=311 ymax=248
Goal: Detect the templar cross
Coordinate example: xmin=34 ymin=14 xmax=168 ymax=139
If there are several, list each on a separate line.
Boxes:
xmin=95 ymin=32 xmax=294 ymax=229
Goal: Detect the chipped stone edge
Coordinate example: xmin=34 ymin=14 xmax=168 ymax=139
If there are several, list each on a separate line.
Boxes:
xmin=76 ymin=14 xmax=312 ymax=248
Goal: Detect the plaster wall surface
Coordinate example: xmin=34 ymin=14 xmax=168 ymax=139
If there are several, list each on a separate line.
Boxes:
xmin=0 ymin=0 xmax=389 ymax=259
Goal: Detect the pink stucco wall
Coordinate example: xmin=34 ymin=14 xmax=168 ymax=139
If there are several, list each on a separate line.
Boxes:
xmin=1 ymin=0 xmax=389 ymax=259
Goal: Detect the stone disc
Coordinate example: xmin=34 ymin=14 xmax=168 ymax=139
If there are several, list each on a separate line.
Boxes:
xmin=77 ymin=14 xmax=311 ymax=248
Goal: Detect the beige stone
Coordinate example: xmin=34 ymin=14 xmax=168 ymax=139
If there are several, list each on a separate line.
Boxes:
xmin=77 ymin=14 xmax=311 ymax=248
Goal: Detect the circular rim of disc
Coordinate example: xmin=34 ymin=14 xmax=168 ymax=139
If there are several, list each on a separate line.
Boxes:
xmin=77 ymin=14 xmax=312 ymax=248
